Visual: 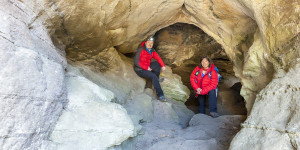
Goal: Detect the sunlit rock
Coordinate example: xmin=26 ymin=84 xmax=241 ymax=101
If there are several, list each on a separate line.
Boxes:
xmin=230 ymin=44 xmax=300 ymax=149
xmin=50 ymin=66 xmax=135 ymax=150
xmin=160 ymin=67 xmax=190 ymax=103
xmin=0 ymin=1 xmax=67 ymax=149
xmin=1 ymin=0 xmax=299 ymax=149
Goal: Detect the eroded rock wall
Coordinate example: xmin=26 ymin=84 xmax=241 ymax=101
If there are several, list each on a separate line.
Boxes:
xmin=67 ymin=47 xmax=146 ymax=104
xmin=1 ymin=0 xmax=299 ymax=149
xmin=230 ymin=34 xmax=300 ymax=150
xmin=0 ymin=0 xmax=67 ymax=149
xmin=49 ymin=0 xmax=299 ymax=112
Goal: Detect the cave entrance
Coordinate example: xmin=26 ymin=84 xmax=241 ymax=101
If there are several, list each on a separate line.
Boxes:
xmin=153 ymin=23 xmax=247 ymax=115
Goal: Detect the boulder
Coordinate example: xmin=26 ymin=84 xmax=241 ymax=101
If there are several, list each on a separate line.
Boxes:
xmin=50 ymin=66 xmax=135 ymax=150
xmin=160 ymin=66 xmax=190 ymax=103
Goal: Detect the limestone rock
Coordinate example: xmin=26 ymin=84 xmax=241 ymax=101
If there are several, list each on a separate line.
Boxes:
xmin=124 ymin=93 xmax=154 ymax=123
xmin=230 ymin=59 xmax=300 ymax=149
xmin=155 ymin=23 xmax=223 ymax=67
xmin=52 ymin=0 xmax=185 ymax=56
xmin=49 ymin=0 xmax=299 ymax=113
xmin=1 ymin=0 xmax=299 ymax=149
xmin=67 ymin=47 xmax=145 ymax=104
xmin=0 ymin=0 xmax=67 ymax=149
xmin=135 ymin=100 xmax=245 ymax=150
xmin=160 ymin=66 xmax=190 ymax=103
xmin=50 ymin=66 xmax=135 ymax=150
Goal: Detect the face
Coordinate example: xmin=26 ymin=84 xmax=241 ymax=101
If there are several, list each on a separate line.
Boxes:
xmin=201 ymin=58 xmax=209 ymax=69
xmin=145 ymin=41 xmax=154 ymax=49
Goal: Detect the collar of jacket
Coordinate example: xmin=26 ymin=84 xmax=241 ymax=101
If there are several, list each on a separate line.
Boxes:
xmin=199 ymin=63 xmax=215 ymax=75
xmin=145 ymin=46 xmax=152 ymax=55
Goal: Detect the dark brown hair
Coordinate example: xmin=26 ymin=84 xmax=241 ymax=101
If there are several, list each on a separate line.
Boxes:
xmin=199 ymin=56 xmax=213 ymax=68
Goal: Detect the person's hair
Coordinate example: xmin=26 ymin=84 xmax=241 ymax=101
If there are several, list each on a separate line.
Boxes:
xmin=199 ymin=56 xmax=213 ymax=68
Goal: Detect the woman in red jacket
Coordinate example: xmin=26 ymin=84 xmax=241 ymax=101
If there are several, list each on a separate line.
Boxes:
xmin=134 ymin=37 xmax=166 ymax=102
xmin=190 ymin=56 xmax=219 ymax=117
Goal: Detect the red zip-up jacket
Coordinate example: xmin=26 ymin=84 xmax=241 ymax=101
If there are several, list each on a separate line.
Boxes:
xmin=134 ymin=41 xmax=165 ymax=71
xmin=190 ymin=64 xmax=218 ymax=96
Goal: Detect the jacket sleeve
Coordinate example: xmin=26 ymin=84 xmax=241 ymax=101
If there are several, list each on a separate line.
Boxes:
xmin=190 ymin=67 xmax=200 ymax=91
xmin=134 ymin=48 xmax=148 ymax=70
xmin=200 ymin=70 xmax=218 ymax=95
xmin=152 ymin=51 xmax=165 ymax=67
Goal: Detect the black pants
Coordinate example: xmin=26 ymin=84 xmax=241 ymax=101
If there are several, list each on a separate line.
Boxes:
xmin=135 ymin=61 xmax=164 ymax=97
xmin=198 ymin=89 xmax=217 ymax=114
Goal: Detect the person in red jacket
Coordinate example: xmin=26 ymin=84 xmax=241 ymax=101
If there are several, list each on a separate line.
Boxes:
xmin=134 ymin=36 xmax=166 ymax=102
xmin=190 ymin=56 xmax=219 ymax=117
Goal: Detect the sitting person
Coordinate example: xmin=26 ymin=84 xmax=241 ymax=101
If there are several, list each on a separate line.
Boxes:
xmin=190 ymin=56 xmax=219 ymax=117
xmin=134 ymin=36 xmax=166 ymax=102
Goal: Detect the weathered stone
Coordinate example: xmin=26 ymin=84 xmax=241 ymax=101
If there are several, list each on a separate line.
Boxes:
xmin=1 ymin=0 xmax=299 ymax=149
xmin=154 ymin=23 xmax=223 ymax=67
xmin=50 ymin=66 xmax=135 ymax=150
xmin=48 ymin=0 xmax=299 ymax=113
xmin=160 ymin=66 xmax=190 ymax=103
xmin=0 ymin=1 xmax=67 ymax=149
xmin=230 ymin=59 xmax=300 ymax=149
xmin=124 ymin=93 xmax=154 ymax=123
xmin=67 ymin=47 xmax=145 ymax=104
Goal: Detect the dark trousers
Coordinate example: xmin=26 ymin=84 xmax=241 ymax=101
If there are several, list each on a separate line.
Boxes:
xmin=135 ymin=61 xmax=164 ymax=97
xmin=198 ymin=89 xmax=217 ymax=114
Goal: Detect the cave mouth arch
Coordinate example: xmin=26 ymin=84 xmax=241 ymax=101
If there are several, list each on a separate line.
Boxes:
xmin=153 ymin=23 xmax=247 ymax=115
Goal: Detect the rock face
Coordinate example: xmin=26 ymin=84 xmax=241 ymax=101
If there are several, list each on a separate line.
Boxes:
xmin=154 ymin=23 xmax=223 ymax=68
xmin=230 ymin=37 xmax=300 ymax=150
xmin=49 ymin=0 xmax=299 ymax=113
xmin=67 ymin=47 xmax=146 ymax=104
xmin=1 ymin=0 xmax=299 ymax=149
xmin=50 ymin=66 xmax=135 ymax=150
xmin=0 ymin=0 xmax=67 ymax=149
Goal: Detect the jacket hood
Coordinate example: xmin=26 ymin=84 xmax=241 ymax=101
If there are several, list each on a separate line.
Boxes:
xmin=141 ymin=41 xmax=146 ymax=48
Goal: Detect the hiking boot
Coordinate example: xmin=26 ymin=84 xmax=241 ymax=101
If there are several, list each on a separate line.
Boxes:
xmin=158 ymin=95 xmax=167 ymax=102
xmin=209 ymin=112 xmax=220 ymax=118
xmin=159 ymin=78 xmax=164 ymax=83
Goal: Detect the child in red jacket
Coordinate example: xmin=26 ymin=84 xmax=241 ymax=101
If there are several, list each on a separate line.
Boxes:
xmin=190 ymin=56 xmax=219 ymax=118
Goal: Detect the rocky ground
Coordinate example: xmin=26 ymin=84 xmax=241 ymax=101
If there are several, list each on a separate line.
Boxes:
xmin=112 ymin=88 xmax=246 ymax=150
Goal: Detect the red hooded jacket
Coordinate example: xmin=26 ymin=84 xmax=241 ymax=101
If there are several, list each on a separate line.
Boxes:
xmin=134 ymin=41 xmax=165 ymax=71
xmin=190 ymin=63 xmax=218 ymax=96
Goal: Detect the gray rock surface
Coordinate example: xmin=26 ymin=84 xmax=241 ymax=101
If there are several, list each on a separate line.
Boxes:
xmin=50 ymin=66 xmax=135 ymax=150
xmin=125 ymin=93 xmax=154 ymax=123
xmin=135 ymin=98 xmax=245 ymax=150
xmin=1 ymin=0 xmax=299 ymax=149
xmin=0 ymin=0 xmax=67 ymax=149
xmin=230 ymin=59 xmax=300 ymax=150
xmin=67 ymin=48 xmax=145 ymax=104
